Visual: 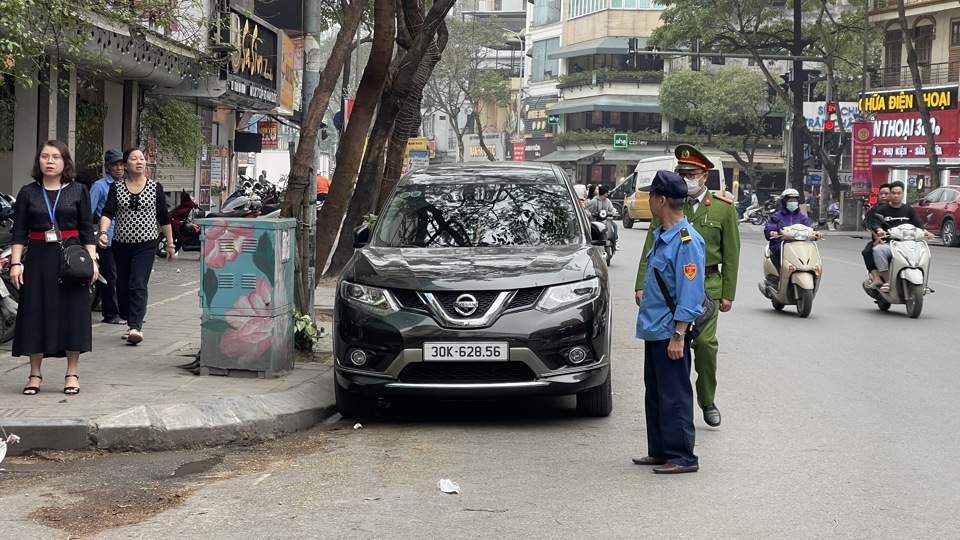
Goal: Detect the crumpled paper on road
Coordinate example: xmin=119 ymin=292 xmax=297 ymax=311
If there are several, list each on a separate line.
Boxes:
xmin=0 ymin=434 xmax=21 ymax=468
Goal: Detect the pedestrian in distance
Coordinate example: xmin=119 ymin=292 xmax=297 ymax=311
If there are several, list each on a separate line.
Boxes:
xmin=316 ymin=173 xmax=331 ymax=202
xmin=632 ymin=170 xmax=705 ymax=474
xmin=636 ymin=144 xmax=740 ymax=428
xmin=97 ymin=148 xmax=175 ymax=346
xmin=10 ymin=140 xmax=99 ymax=395
xmin=90 ymin=149 xmax=125 ymax=325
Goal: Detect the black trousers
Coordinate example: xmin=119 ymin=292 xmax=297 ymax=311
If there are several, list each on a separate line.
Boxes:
xmin=97 ymin=245 xmax=120 ymax=320
xmin=861 ymin=240 xmax=877 ymax=272
xmin=112 ymin=240 xmax=156 ymax=331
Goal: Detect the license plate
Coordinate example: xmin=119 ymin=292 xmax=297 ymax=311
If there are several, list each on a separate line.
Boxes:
xmin=423 ymin=342 xmax=509 ymax=361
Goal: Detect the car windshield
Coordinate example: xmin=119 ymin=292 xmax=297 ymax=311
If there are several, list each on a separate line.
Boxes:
xmin=375 ymin=182 xmax=581 ymax=247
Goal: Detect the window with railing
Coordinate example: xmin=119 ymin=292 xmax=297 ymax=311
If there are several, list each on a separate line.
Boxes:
xmin=883 ymin=29 xmax=902 ymax=87
xmin=610 ymin=0 xmax=663 ymax=8
xmin=530 ymin=38 xmax=560 ymax=82
xmin=915 ymin=25 xmax=934 ymax=66
xmin=532 ymin=0 xmax=562 ymax=27
xmin=952 ymin=20 xmax=960 ymax=47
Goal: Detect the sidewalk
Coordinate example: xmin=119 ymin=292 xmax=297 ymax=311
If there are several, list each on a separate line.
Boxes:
xmin=0 ymin=256 xmax=340 ymax=456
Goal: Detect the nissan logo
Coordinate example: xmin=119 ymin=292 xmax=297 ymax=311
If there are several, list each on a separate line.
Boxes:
xmin=453 ymin=294 xmax=479 ymax=316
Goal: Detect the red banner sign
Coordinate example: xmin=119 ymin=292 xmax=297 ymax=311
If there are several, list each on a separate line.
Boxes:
xmin=258 ymin=120 xmax=279 ymax=151
xmin=851 ymin=121 xmax=873 ymax=197
xmin=512 ymin=142 xmax=525 ymax=162
xmin=869 ymin=109 xmax=960 ymax=162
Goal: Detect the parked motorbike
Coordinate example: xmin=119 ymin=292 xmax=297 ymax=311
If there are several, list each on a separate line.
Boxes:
xmin=0 ymin=249 xmax=19 ymax=343
xmin=210 ymin=184 xmax=262 ymax=218
xmin=590 ymin=209 xmax=618 ymax=265
xmin=156 ymin=190 xmax=204 ymax=258
xmin=757 ymin=222 xmax=822 ymax=318
xmin=861 ymin=223 xmax=933 ymax=318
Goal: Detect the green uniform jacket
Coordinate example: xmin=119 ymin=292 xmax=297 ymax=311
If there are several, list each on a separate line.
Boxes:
xmin=636 ymin=192 xmax=741 ymax=301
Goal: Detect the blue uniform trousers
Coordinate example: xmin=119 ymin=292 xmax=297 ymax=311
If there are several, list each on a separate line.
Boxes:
xmin=644 ymin=338 xmax=698 ymax=467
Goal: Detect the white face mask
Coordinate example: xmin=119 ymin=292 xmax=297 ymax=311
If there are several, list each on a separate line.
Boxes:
xmin=786 ymin=201 xmax=799 ymax=212
xmin=685 ymin=176 xmax=702 ymax=196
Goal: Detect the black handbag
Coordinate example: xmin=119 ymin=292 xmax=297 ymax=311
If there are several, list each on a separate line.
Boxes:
xmin=59 ymin=237 xmax=95 ymax=285
xmin=653 ymin=268 xmax=715 ymax=339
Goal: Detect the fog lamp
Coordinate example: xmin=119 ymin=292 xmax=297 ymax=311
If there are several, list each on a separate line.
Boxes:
xmin=349 ymin=349 xmax=369 ymax=366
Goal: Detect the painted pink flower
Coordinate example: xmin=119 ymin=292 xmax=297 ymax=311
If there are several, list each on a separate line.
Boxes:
xmin=219 ymin=277 xmax=274 ymax=365
xmin=201 ymin=220 xmax=257 ymax=269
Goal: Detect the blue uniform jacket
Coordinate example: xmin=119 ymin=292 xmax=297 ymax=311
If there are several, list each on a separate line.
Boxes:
xmin=636 ymin=218 xmax=706 ymax=341
xmin=90 ymin=175 xmax=116 ymax=245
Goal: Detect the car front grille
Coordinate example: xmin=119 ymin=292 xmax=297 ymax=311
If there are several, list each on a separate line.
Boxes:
xmin=393 ymin=289 xmax=426 ymax=310
xmin=433 ymin=291 xmax=500 ymax=318
xmin=392 ymin=287 xmax=543 ymax=315
xmin=508 ymin=287 xmax=544 ymax=309
xmin=398 ymin=362 xmax=536 ymax=383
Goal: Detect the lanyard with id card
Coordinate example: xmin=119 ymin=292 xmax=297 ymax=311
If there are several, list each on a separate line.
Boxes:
xmin=42 ymin=184 xmax=63 ymax=243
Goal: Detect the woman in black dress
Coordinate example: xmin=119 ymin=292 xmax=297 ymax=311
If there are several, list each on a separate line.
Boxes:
xmin=10 ymin=140 xmax=98 ymax=395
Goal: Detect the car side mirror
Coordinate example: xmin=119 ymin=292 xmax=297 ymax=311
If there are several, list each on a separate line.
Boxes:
xmin=589 ymin=221 xmax=606 ymax=245
xmin=918 ymin=198 xmax=927 ymax=206
xmin=353 ymin=223 xmax=370 ymax=248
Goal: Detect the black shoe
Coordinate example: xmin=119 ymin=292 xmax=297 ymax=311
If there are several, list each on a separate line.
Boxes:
xmin=702 ymin=404 xmax=721 ymax=427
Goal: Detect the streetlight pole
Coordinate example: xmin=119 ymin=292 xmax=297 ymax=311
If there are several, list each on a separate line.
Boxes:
xmin=502 ymin=28 xmax=525 ymax=143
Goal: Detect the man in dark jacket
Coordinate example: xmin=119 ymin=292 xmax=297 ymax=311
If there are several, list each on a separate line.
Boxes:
xmin=871 ymin=181 xmax=933 ymax=291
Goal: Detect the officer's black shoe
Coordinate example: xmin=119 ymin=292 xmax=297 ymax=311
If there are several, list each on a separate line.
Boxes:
xmin=702 ymin=404 xmax=721 ymax=427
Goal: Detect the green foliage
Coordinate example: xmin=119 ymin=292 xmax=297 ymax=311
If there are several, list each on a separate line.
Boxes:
xmin=0 ymin=77 xmax=14 ymax=151
xmin=75 ymin=100 xmax=108 ymax=170
xmin=554 ymin=128 xmax=687 ymax=146
xmin=139 ymin=95 xmax=204 ymax=166
xmin=659 ymin=66 xmax=772 ymax=135
xmin=294 ymin=309 xmax=319 ymax=351
xmin=424 ymin=16 xmax=512 ymax=134
xmin=557 ymin=69 xmax=663 ymax=86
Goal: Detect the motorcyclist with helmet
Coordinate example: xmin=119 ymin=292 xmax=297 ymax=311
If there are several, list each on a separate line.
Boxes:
xmin=764 ymin=188 xmax=822 ymax=271
xmin=584 ymin=185 xmax=619 ymax=247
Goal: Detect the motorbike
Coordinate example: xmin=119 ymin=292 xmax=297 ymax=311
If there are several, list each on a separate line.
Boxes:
xmin=590 ymin=208 xmax=618 ymax=265
xmin=156 ymin=190 xmax=205 ymax=258
xmin=861 ymin=223 xmax=933 ymax=319
xmin=757 ymin=222 xmax=822 ymax=318
xmin=0 ymin=249 xmax=19 ymax=343
xmin=209 ymin=185 xmax=262 ymax=218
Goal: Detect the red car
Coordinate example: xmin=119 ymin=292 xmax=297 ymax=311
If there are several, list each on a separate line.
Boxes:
xmin=913 ymin=185 xmax=960 ymax=247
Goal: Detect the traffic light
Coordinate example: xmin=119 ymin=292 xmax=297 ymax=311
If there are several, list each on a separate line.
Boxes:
xmin=824 ymin=102 xmax=838 ymax=131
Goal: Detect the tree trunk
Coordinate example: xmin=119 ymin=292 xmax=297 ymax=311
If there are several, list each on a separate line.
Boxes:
xmin=323 ymin=5 xmax=456 ymax=278
xmin=314 ymin=0 xmax=396 ymax=275
xmin=280 ymin=0 xmax=368 ymax=313
xmin=377 ymin=28 xmax=448 ymax=211
xmin=898 ymin=1 xmax=939 ymax=189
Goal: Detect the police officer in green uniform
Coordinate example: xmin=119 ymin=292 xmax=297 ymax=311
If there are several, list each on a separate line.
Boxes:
xmin=636 ymin=144 xmax=740 ymax=427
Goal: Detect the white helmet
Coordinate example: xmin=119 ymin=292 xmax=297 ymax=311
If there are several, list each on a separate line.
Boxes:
xmin=781 ymin=188 xmax=800 ymax=199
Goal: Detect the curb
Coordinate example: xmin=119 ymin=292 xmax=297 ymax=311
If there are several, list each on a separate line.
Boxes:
xmin=4 ymin=370 xmax=337 ymax=455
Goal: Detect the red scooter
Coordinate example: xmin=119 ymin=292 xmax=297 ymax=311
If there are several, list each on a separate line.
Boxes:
xmin=156 ymin=190 xmax=204 ymax=257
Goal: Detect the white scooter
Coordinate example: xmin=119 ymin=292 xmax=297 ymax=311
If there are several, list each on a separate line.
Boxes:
xmin=861 ymin=223 xmax=933 ymax=319
xmin=757 ymin=223 xmax=822 ymax=318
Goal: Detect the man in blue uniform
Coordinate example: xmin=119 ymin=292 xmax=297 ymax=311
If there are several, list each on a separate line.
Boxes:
xmin=632 ymin=171 xmax=705 ymax=474
xmin=90 ymin=149 xmax=125 ymax=324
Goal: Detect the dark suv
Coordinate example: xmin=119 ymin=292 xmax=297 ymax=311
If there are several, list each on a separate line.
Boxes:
xmin=334 ymin=162 xmax=612 ymax=418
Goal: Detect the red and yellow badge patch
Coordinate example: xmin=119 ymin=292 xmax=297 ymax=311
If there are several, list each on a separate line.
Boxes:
xmin=684 ymin=263 xmax=698 ymax=280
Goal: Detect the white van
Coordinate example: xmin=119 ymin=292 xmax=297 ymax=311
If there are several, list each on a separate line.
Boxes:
xmin=621 ymin=154 xmax=729 ymax=228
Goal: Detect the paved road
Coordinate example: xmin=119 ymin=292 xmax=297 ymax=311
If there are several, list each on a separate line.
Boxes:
xmin=6 ymin=224 xmax=960 ymax=539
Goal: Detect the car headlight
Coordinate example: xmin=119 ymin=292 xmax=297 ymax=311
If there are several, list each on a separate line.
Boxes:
xmin=340 ymin=282 xmax=400 ymax=315
xmin=536 ymin=277 xmax=602 ymax=313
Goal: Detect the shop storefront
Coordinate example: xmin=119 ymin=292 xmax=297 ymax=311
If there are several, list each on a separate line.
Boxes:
xmin=859 ymin=85 xmax=960 ymax=197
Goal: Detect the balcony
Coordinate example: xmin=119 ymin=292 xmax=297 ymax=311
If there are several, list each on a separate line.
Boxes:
xmin=556 ymin=69 xmax=663 ymax=90
xmin=867 ymin=62 xmax=959 ymax=91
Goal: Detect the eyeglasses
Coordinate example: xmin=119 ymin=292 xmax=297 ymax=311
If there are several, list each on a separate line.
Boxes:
xmin=675 ymin=170 xmax=703 ymax=179
xmin=129 ymin=193 xmax=140 ymax=211
xmin=40 ymin=154 xmax=63 ymax=162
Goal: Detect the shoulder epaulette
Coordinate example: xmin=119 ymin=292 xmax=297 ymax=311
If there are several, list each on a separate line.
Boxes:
xmin=679 ymin=227 xmax=692 ymax=243
xmin=712 ymin=193 xmax=734 ymax=204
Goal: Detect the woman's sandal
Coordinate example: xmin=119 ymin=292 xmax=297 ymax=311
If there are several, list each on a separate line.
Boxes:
xmin=64 ymin=374 xmax=80 ymax=395
xmin=23 ymin=374 xmax=42 ymax=395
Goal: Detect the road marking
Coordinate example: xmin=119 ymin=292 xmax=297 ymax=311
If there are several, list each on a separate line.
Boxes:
xmin=148 ymin=288 xmax=199 ymax=308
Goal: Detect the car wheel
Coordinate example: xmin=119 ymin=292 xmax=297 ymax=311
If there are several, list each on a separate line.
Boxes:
xmin=335 ymin=378 xmax=379 ymax=419
xmin=622 ymin=210 xmax=634 ymax=229
xmin=576 ymin=372 xmax=613 ymax=417
xmin=942 ymin=219 xmax=960 ymax=247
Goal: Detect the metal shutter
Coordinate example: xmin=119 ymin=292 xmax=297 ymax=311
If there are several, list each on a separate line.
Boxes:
xmin=154 ymin=151 xmax=197 ymax=193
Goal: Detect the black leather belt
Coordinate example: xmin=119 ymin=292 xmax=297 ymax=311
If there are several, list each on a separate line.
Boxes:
xmin=705 ymin=265 xmax=719 ymax=276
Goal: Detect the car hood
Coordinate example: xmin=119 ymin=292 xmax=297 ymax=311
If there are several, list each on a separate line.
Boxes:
xmin=344 ymin=245 xmax=598 ymax=290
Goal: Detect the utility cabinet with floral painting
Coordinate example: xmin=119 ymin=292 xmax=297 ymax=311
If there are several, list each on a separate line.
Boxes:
xmin=196 ymin=218 xmax=296 ymax=378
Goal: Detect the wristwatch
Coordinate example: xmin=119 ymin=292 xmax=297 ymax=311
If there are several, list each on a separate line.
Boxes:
xmin=671 ymin=331 xmax=685 ymax=341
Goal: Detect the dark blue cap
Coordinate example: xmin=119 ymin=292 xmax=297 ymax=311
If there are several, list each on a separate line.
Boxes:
xmin=104 ymin=149 xmax=123 ymax=164
xmin=639 ymin=170 xmax=688 ymax=199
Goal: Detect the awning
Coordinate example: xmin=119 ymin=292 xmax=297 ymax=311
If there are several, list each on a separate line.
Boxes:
xmin=547 ymin=95 xmax=660 ymax=115
xmin=535 ymin=149 xmax=603 ymax=162
xmin=548 ymin=37 xmax=647 ymax=60
xmin=601 ymin=149 xmax=663 ymax=162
